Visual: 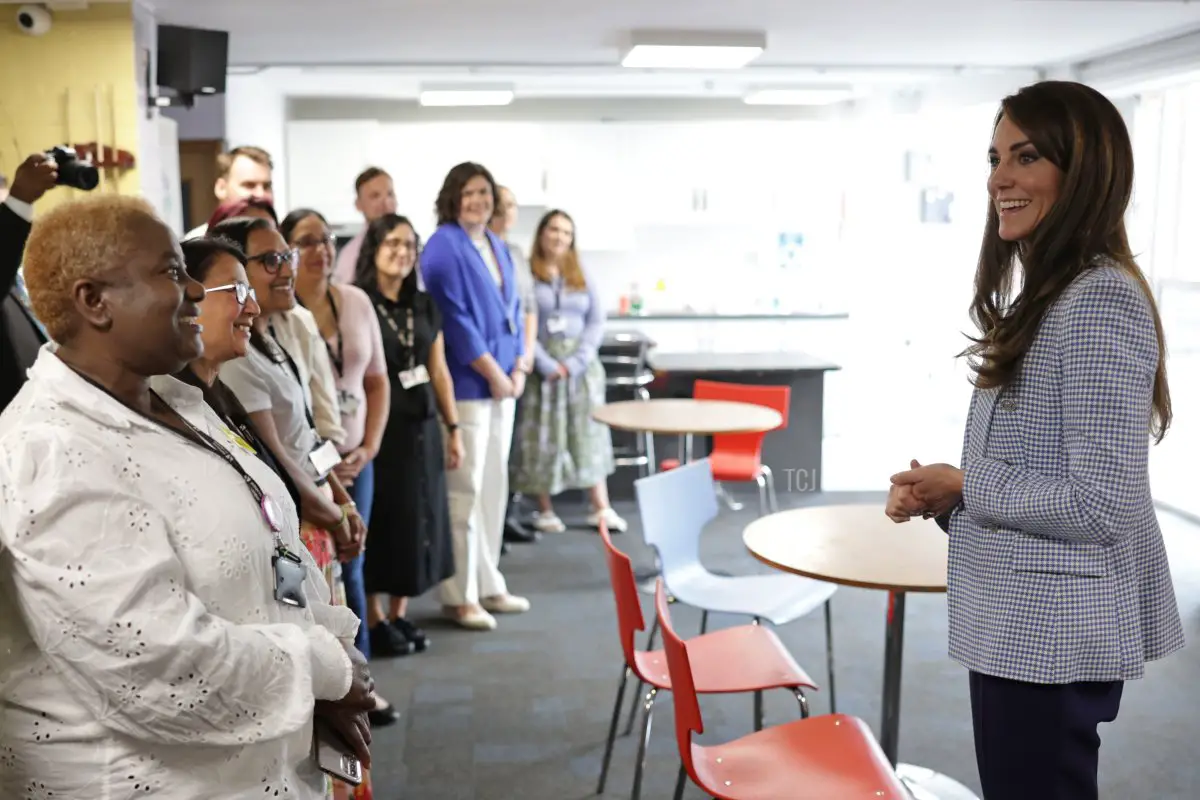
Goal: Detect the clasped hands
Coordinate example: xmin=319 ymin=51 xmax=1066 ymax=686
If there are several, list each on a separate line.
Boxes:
xmin=316 ymin=642 xmax=375 ymax=768
xmin=886 ymin=459 xmax=964 ymax=524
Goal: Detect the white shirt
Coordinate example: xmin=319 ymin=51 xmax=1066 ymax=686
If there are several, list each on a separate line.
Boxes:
xmin=0 ymin=347 xmax=359 ymax=798
xmin=473 ymin=237 xmax=503 ymax=286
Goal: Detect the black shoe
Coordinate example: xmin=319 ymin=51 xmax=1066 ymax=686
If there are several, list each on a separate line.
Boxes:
xmin=504 ymin=518 xmax=541 ymax=544
xmin=368 ymin=701 xmax=401 ymax=728
xmin=369 ymin=621 xmax=415 ymax=657
xmin=391 ymin=617 xmax=429 ymax=652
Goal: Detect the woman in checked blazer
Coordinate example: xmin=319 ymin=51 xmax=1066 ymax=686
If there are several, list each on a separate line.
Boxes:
xmin=887 ymin=80 xmax=1185 ymax=800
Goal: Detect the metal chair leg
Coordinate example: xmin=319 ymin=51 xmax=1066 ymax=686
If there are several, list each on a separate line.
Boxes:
xmin=754 ymin=689 xmax=764 ymax=732
xmin=623 ymin=616 xmax=660 ymax=737
xmin=645 ymin=429 xmax=656 ymax=476
xmin=596 ymin=664 xmax=631 ymax=794
xmin=699 ymin=609 xmax=709 ymax=635
xmin=760 ymin=464 xmax=779 ymax=513
xmin=755 ymin=473 xmax=769 ymax=517
xmin=824 ymin=598 xmax=837 ymax=714
xmin=715 ymin=481 xmax=745 ymax=512
xmin=631 ymin=688 xmax=658 ymax=800
xmin=794 ymin=688 xmax=810 ymax=719
xmin=673 ymin=762 xmax=688 ymax=800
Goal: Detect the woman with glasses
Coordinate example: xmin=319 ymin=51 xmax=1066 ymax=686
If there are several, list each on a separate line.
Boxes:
xmin=281 ymin=209 xmax=398 ymax=659
xmin=354 ymin=213 xmax=461 ymax=651
xmin=165 ymin=238 xmax=303 ymax=505
xmin=209 ymin=218 xmax=399 ymax=737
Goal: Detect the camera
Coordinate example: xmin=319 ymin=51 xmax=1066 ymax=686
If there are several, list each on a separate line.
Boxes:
xmin=45 ymin=146 xmax=99 ymax=191
xmin=16 ymin=5 xmax=51 ymax=36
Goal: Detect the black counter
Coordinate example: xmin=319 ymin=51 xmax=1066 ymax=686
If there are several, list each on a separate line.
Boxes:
xmin=607 ymin=311 xmax=848 ymax=321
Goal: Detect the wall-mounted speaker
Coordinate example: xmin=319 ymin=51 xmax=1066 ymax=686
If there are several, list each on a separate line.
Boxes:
xmin=156 ymin=24 xmax=229 ymax=108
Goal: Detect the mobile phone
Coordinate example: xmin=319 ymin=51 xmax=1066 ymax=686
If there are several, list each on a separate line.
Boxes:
xmin=313 ymin=717 xmax=363 ymax=786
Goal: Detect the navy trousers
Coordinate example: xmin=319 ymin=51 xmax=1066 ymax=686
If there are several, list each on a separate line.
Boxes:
xmin=342 ymin=460 xmax=374 ymax=658
xmin=969 ymin=671 xmax=1123 ymax=800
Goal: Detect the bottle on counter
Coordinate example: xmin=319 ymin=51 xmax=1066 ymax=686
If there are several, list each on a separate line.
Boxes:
xmin=629 ymin=281 xmax=644 ymax=315
xmin=618 ymin=292 xmax=631 ymax=316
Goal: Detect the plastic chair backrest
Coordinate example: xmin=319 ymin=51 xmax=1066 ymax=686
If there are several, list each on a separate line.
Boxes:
xmin=597 ymin=518 xmax=647 ymax=670
xmin=634 ymin=459 xmax=719 ymax=584
xmin=654 ymin=579 xmax=705 ymax=784
xmin=694 ymin=379 xmax=790 ymax=462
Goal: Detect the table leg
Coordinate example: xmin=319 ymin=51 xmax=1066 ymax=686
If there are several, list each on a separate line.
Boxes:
xmin=880 ymin=591 xmax=906 ymax=766
xmin=880 ymin=591 xmax=980 ymax=800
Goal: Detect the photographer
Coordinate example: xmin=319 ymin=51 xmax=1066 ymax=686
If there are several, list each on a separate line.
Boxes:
xmin=0 ymin=152 xmax=58 ymax=412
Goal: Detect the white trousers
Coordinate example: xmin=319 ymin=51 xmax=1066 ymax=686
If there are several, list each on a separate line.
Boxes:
xmin=438 ymin=397 xmax=516 ymax=606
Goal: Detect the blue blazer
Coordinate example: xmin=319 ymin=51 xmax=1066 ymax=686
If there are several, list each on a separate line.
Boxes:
xmin=421 ymin=223 xmax=524 ymax=401
xmin=944 ymin=260 xmax=1184 ymax=685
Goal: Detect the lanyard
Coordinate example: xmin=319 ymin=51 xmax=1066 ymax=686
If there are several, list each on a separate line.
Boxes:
xmin=376 ymin=300 xmax=416 ymax=372
xmin=323 ymin=289 xmax=344 ymax=376
xmin=255 ymin=325 xmax=319 ymax=434
xmin=68 ymin=368 xmax=285 ymax=539
xmin=295 ymin=289 xmax=344 ymax=376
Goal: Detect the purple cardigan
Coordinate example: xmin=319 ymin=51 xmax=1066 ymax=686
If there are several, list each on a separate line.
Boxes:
xmin=530 ymin=268 xmax=605 ymax=377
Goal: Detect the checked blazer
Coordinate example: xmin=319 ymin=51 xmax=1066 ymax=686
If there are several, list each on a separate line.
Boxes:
xmin=944 ymin=259 xmax=1185 ymax=684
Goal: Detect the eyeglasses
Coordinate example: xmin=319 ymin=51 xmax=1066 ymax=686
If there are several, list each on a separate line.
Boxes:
xmin=382 ymin=237 xmax=417 ymax=253
xmin=294 ymin=234 xmax=336 ymax=251
xmin=206 ymin=281 xmax=255 ymax=306
xmin=247 ymin=249 xmax=299 ymax=273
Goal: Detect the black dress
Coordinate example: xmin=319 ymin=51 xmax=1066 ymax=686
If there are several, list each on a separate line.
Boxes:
xmin=363 ymin=287 xmax=454 ymax=597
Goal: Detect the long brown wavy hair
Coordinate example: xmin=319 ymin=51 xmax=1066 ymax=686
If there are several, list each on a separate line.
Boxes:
xmin=530 ymin=209 xmax=587 ymax=291
xmin=963 ymin=80 xmax=1171 ymax=442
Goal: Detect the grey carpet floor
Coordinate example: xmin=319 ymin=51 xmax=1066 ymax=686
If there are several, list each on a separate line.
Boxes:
xmin=362 ymin=488 xmax=1200 ymax=800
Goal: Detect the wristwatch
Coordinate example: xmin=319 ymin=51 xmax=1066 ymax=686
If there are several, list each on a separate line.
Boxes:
xmin=446 ymin=423 xmax=460 ymax=433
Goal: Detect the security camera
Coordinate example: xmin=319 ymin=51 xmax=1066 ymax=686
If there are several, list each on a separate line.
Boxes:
xmin=16 ymin=5 xmax=52 ymax=36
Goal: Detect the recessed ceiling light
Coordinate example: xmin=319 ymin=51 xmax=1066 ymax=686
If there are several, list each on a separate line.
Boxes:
xmin=743 ymin=87 xmax=855 ymax=106
xmin=622 ymin=30 xmax=766 ymax=70
xmin=418 ymin=87 xmax=515 ymax=107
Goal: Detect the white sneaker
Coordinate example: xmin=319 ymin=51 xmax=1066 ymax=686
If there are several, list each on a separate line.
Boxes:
xmin=588 ymin=507 xmax=628 ymax=533
xmin=481 ymin=594 xmax=531 ymax=614
xmin=532 ymin=511 xmax=566 ymax=533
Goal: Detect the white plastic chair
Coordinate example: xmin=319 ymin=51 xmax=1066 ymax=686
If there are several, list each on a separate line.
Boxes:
xmin=623 ymin=458 xmax=838 ymax=734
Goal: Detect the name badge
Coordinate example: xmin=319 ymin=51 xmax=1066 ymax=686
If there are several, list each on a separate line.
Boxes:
xmin=219 ymin=425 xmax=257 ymax=455
xmin=338 ymin=390 xmax=361 ymax=417
xmin=546 ymin=314 xmax=567 ymax=335
xmin=399 ymin=364 xmax=431 ymax=390
xmin=308 ymin=439 xmax=342 ymax=480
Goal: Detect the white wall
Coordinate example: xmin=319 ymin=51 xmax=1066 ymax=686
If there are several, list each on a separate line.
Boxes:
xmin=162 ymin=95 xmax=226 ymax=141
xmin=224 ymin=72 xmax=289 ymax=209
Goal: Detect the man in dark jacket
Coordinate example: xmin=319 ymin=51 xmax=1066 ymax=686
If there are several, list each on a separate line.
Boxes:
xmin=1 ymin=153 xmax=59 ymax=412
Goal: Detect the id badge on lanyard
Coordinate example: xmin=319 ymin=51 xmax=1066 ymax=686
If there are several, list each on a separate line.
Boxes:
xmin=399 ymin=364 xmax=430 ymax=390
xmin=307 ymin=438 xmax=341 ymax=481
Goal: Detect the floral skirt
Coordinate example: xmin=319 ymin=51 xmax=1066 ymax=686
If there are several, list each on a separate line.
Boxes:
xmin=510 ymin=338 xmax=615 ymax=496
xmin=301 ymin=510 xmax=373 ymax=800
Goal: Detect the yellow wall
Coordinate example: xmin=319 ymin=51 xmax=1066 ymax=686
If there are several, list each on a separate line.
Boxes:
xmin=0 ymin=3 xmax=141 ymax=211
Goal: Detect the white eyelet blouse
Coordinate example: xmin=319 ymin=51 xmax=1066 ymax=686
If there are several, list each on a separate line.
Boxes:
xmin=0 ymin=347 xmax=360 ymax=799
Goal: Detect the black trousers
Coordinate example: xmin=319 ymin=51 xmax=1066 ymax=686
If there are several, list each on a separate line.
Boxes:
xmin=969 ymin=671 xmax=1123 ymax=800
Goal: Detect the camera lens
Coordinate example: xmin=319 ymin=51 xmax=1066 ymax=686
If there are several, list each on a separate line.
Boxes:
xmin=59 ymin=160 xmax=100 ymax=191
xmin=17 ymin=11 xmax=32 ymax=27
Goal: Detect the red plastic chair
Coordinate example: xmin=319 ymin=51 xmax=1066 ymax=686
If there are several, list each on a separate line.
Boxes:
xmin=595 ymin=521 xmax=818 ymax=800
xmin=653 ymin=580 xmax=908 ymax=799
xmin=659 ymin=380 xmax=789 ymax=515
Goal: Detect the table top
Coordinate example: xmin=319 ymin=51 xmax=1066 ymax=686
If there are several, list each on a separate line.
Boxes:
xmin=593 ymin=398 xmax=783 ymax=435
xmin=743 ymin=504 xmax=948 ymax=593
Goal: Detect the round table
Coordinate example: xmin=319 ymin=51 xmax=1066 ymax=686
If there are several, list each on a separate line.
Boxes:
xmin=593 ymin=397 xmax=783 ymax=438
xmin=743 ymin=504 xmax=979 ymax=800
xmin=595 ymin=398 xmax=784 ymax=584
